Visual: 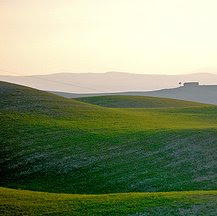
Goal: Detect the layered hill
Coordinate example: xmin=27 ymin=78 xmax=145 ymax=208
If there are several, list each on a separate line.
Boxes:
xmin=53 ymin=84 xmax=217 ymax=105
xmin=76 ymin=95 xmax=203 ymax=108
xmin=1 ymin=81 xmax=217 ymax=196
xmin=136 ymin=85 xmax=217 ymax=105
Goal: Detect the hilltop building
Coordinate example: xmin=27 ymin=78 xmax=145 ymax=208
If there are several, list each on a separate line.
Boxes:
xmin=183 ymin=82 xmax=199 ymax=87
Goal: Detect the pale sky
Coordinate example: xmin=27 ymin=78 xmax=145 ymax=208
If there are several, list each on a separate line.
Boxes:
xmin=1 ymin=0 xmax=217 ymax=75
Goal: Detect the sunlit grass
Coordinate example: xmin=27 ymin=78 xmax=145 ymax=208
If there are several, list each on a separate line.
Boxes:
xmin=1 ymin=187 xmax=217 ymax=215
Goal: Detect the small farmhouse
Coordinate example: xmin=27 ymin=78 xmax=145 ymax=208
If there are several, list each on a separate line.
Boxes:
xmin=183 ymin=82 xmax=199 ymax=87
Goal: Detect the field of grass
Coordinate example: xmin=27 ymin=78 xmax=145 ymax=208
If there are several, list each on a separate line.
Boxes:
xmin=1 ymin=187 xmax=217 ymax=215
xmin=76 ymin=95 xmax=204 ymax=108
xmin=1 ymin=81 xmax=217 ymax=214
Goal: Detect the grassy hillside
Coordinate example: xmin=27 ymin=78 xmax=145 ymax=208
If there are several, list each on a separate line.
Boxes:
xmin=1 ymin=187 xmax=217 ymax=215
xmin=0 ymin=81 xmax=100 ymax=115
xmin=76 ymin=95 xmax=203 ymax=108
xmin=1 ymin=81 xmax=217 ymax=196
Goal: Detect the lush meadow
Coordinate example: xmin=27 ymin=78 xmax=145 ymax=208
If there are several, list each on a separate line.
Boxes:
xmin=1 ymin=81 xmax=217 ymax=214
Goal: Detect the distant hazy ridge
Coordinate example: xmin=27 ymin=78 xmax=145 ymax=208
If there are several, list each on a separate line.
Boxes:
xmin=1 ymin=72 xmax=217 ymax=93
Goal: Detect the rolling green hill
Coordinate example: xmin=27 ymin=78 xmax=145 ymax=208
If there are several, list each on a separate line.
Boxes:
xmin=76 ymin=95 xmax=204 ymax=108
xmin=1 ymin=81 xmax=217 ymax=214
xmin=1 ymin=187 xmax=217 ymax=215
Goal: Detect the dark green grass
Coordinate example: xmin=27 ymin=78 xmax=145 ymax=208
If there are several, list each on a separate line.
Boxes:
xmin=1 ymin=187 xmax=217 ymax=215
xmin=76 ymin=95 xmax=204 ymax=108
xmin=1 ymin=81 xmax=217 ymax=195
xmin=1 ymin=81 xmax=217 ymax=214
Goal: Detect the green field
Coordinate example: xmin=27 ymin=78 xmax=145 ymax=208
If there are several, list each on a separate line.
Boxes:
xmin=1 ymin=188 xmax=217 ymax=215
xmin=77 ymin=95 xmax=204 ymax=108
xmin=1 ymin=81 xmax=217 ymax=215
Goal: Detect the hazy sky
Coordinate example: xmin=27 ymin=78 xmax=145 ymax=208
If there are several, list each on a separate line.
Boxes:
xmin=1 ymin=0 xmax=217 ymax=75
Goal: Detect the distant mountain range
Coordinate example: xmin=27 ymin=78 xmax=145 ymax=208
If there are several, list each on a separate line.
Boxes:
xmin=1 ymin=72 xmax=217 ymax=93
